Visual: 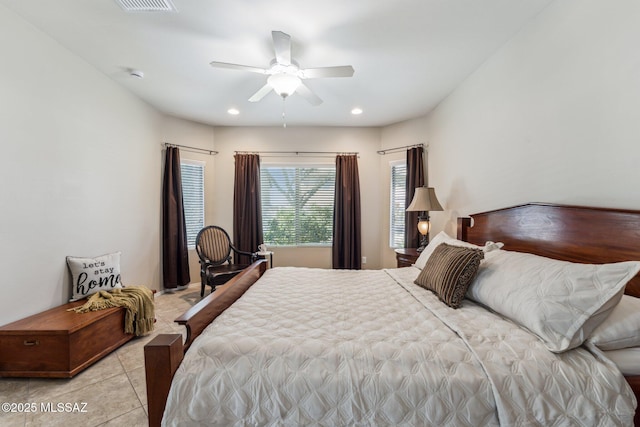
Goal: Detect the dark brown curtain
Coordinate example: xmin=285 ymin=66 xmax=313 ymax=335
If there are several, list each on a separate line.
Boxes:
xmin=405 ymin=146 xmax=425 ymax=248
xmin=233 ymin=153 xmax=263 ymax=264
xmin=162 ymin=146 xmax=190 ymax=289
xmin=332 ymin=155 xmax=362 ymax=269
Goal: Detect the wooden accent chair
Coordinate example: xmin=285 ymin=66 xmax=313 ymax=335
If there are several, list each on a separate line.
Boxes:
xmin=195 ymin=226 xmax=258 ymax=297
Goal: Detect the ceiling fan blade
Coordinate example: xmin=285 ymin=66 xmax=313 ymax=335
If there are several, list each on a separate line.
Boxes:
xmin=301 ymin=65 xmax=355 ymax=79
xmin=272 ymin=31 xmax=291 ymax=66
xmin=210 ymin=61 xmax=267 ymax=74
xmin=296 ymin=83 xmax=323 ymax=106
xmin=248 ymin=83 xmax=273 ymax=102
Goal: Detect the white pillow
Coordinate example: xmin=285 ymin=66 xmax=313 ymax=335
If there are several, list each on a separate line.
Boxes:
xmin=588 ymin=295 xmax=640 ymax=350
xmin=466 ymin=249 xmax=640 ymax=352
xmin=67 ymin=252 xmax=123 ymax=301
xmin=601 ymin=347 xmax=640 ymax=376
xmin=414 ymin=231 xmax=502 ymax=270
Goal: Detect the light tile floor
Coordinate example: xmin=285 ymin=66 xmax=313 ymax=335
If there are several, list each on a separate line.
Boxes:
xmin=0 ymin=284 xmax=202 ymax=427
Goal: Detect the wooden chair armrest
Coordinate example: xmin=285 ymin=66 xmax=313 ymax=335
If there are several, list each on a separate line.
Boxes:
xmin=230 ymin=244 xmax=256 ymax=258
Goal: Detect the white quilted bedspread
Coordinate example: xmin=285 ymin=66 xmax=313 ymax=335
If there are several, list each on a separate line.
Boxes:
xmin=162 ymin=267 xmax=635 ymax=426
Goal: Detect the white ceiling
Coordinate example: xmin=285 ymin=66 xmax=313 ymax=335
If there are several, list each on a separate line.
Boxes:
xmin=2 ymin=0 xmax=554 ymax=127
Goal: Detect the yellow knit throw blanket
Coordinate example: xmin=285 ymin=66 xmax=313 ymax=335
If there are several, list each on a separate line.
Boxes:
xmin=68 ymin=286 xmax=155 ymax=336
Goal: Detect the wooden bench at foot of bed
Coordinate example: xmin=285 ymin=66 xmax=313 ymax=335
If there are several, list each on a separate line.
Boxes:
xmin=144 ymin=260 xmax=267 ymax=427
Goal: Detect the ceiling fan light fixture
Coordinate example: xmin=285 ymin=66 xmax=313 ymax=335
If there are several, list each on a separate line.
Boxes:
xmin=268 ymin=73 xmax=301 ymax=98
xmin=210 ymin=31 xmax=353 ymax=108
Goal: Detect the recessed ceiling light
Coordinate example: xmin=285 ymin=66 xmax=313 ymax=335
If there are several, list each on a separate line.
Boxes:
xmin=351 ymin=108 xmax=363 ymax=115
xmin=227 ymin=108 xmax=240 ymax=115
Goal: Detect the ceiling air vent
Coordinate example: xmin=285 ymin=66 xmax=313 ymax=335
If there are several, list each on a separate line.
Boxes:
xmin=115 ymin=0 xmax=177 ymax=12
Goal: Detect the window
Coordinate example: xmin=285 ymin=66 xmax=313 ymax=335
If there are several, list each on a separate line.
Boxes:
xmin=261 ymin=165 xmax=335 ymax=246
xmin=180 ymin=160 xmax=205 ymax=249
xmin=389 ymin=161 xmax=407 ymax=248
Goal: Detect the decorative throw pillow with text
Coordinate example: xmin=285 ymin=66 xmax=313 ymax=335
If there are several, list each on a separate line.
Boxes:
xmin=67 ymin=252 xmax=122 ymax=301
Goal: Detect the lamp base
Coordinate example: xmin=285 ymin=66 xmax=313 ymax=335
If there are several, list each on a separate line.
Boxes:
xmin=416 ymin=233 xmax=429 ymax=252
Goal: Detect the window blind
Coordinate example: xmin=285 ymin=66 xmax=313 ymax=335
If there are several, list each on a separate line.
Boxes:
xmin=180 ymin=162 xmax=205 ymax=248
xmin=261 ymin=166 xmax=335 ymax=246
xmin=390 ymin=162 xmax=407 ymax=248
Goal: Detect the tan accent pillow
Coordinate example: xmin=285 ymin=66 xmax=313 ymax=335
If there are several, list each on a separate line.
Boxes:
xmin=414 ymin=243 xmax=484 ymax=308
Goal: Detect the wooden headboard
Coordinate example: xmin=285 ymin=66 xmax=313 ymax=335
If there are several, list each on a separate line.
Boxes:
xmin=456 ymin=203 xmax=640 ymax=297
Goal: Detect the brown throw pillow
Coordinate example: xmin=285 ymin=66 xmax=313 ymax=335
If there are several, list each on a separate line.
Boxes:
xmin=414 ymin=243 xmax=484 ymax=308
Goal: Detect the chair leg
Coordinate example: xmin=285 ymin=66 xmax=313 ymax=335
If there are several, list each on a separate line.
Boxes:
xmin=201 ymin=273 xmax=215 ymax=297
xmin=200 ymin=270 xmax=206 ymax=298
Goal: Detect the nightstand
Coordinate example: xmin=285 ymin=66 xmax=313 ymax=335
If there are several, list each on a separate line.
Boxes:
xmin=395 ymin=248 xmax=420 ymax=268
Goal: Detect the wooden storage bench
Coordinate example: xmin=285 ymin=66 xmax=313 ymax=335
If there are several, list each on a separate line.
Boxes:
xmin=0 ymin=299 xmax=135 ymax=378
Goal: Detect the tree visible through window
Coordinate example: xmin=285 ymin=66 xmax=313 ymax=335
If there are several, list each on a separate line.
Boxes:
xmin=260 ymin=166 xmax=335 ymax=246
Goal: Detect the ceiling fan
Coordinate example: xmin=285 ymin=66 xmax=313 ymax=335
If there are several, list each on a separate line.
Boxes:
xmin=210 ymin=31 xmax=354 ymax=106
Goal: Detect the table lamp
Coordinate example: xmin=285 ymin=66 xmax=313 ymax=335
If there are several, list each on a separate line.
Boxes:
xmin=406 ymin=186 xmax=443 ymax=251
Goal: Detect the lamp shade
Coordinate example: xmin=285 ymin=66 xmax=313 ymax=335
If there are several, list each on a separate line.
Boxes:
xmin=406 ymin=187 xmax=443 ymax=212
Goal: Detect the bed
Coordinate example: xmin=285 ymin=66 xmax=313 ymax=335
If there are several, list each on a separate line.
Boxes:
xmin=145 ymin=203 xmax=640 ymax=426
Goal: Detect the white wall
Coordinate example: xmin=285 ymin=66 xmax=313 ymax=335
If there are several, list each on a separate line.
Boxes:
xmin=0 ymin=5 xmax=173 ymax=325
xmin=423 ymin=0 xmax=640 ymax=236
xmin=213 ymin=126 xmax=382 ymax=269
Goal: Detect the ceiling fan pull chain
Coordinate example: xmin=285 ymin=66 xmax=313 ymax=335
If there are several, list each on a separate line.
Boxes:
xmin=282 ymin=97 xmax=287 ymax=128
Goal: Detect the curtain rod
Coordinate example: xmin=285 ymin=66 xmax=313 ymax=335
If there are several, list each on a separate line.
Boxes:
xmin=235 ymin=150 xmax=358 ymax=158
xmin=163 ymin=142 xmax=218 ymax=156
xmin=376 ymin=143 xmax=424 ymax=155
